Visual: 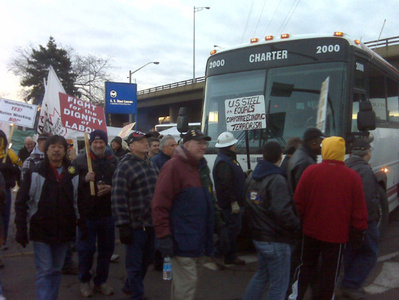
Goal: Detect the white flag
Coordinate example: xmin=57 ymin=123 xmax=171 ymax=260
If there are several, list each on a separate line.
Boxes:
xmin=37 ymin=66 xmax=68 ymax=136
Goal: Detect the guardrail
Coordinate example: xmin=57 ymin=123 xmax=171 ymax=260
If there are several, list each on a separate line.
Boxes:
xmin=364 ymin=36 xmax=399 ymax=49
xmin=137 ymin=76 xmax=205 ymax=95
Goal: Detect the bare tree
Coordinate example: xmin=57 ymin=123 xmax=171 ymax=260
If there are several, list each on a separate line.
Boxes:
xmin=73 ymin=54 xmax=115 ymax=105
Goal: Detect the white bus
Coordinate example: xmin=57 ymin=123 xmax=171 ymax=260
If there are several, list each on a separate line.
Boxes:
xmin=200 ymin=32 xmax=399 ymax=234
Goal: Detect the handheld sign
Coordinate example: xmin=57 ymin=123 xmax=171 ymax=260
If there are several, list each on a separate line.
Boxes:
xmin=225 ymin=95 xmax=267 ymax=132
xmin=0 ymin=98 xmax=38 ymax=128
xmin=59 ymin=93 xmax=107 ymax=195
xmin=225 ymin=95 xmax=267 ymax=170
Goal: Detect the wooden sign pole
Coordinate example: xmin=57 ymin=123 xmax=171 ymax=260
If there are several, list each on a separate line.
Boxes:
xmin=84 ymin=133 xmax=95 ymax=196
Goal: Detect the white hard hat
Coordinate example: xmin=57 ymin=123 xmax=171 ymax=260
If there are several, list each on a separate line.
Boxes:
xmin=215 ymin=132 xmax=238 ymax=148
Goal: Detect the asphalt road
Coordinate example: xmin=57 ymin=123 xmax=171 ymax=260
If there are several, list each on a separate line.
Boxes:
xmin=1 ymin=190 xmax=399 ymax=299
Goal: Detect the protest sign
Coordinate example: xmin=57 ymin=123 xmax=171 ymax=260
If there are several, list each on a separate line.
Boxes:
xmin=225 ymin=95 xmax=267 ymax=131
xmin=59 ymin=92 xmax=107 ymax=133
xmin=0 ymin=98 xmax=38 ymax=128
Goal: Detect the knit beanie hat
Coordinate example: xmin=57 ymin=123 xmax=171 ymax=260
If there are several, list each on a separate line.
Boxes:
xmin=321 ymin=136 xmax=345 ymax=162
xmin=89 ymin=130 xmax=108 ymax=144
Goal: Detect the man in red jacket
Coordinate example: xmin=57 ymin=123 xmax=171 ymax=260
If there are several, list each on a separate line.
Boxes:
xmin=291 ymin=136 xmax=368 ymax=300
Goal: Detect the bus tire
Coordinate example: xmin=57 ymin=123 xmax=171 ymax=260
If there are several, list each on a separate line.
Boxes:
xmin=377 ymin=185 xmax=389 ymax=238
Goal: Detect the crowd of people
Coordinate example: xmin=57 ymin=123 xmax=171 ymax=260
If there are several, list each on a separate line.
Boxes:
xmin=0 ymin=126 xmax=380 ymax=300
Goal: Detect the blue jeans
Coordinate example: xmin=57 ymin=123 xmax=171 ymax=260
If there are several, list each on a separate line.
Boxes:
xmin=221 ymin=207 xmax=243 ymax=261
xmin=33 ymin=241 xmax=69 ymax=300
xmin=243 ymin=240 xmax=291 ymax=300
xmin=125 ymin=228 xmax=155 ymax=300
xmin=343 ymin=221 xmax=379 ymax=289
xmin=77 ymin=216 xmax=115 ymax=286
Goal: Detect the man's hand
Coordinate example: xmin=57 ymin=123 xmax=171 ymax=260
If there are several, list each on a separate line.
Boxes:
xmin=16 ymin=228 xmax=29 ymax=248
xmin=97 ymin=184 xmax=111 ymax=197
xmin=85 ymin=171 xmax=95 ymax=183
xmin=158 ymin=236 xmax=174 ymax=258
xmin=231 ymin=201 xmax=240 ymax=214
xmin=118 ymin=225 xmax=133 ymax=245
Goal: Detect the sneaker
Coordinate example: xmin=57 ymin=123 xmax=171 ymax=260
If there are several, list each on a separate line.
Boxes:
xmin=224 ymin=257 xmax=246 ymax=266
xmin=110 ymin=254 xmax=120 ymax=262
xmin=80 ymin=282 xmax=93 ymax=297
xmin=341 ymin=286 xmax=366 ymax=299
xmin=0 ymin=244 xmax=7 ymax=250
xmin=94 ymin=283 xmax=114 ymax=296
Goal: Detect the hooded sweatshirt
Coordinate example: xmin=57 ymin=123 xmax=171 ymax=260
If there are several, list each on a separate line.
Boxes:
xmin=245 ymin=160 xmax=300 ymax=243
xmin=294 ymin=137 xmax=368 ymax=243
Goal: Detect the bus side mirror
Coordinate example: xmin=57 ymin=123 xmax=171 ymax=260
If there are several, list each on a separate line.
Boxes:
xmin=357 ymin=101 xmax=376 ymax=131
xmin=177 ymin=107 xmax=189 ymax=133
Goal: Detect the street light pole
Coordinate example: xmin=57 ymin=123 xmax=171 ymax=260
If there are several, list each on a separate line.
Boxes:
xmin=193 ymin=6 xmax=210 ymax=83
xmin=128 ymin=61 xmax=160 ymax=83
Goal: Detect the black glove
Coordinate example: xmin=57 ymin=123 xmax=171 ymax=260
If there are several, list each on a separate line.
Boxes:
xmin=78 ymin=219 xmax=89 ymax=241
xmin=118 ymin=225 xmax=133 ymax=245
xmin=16 ymin=228 xmax=29 ymax=248
xmin=158 ymin=236 xmax=174 ymax=258
xmin=349 ymin=227 xmax=366 ymax=250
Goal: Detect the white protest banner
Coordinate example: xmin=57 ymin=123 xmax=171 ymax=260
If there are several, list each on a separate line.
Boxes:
xmin=37 ymin=66 xmax=67 ymax=136
xmin=225 ymin=95 xmax=267 ymax=131
xmin=316 ymin=76 xmax=330 ymax=132
xmin=59 ymin=93 xmax=107 ymax=133
xmin=0 ymin=98 xmax=38 ymax=128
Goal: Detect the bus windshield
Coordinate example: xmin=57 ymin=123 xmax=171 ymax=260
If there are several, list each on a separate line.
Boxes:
xmin=202 ymin=62 xmax=347 ymax=154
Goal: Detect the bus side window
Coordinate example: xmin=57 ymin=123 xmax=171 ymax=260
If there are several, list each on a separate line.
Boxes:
xmin=369 ymin=66 xmax=388 ymax=123
xmin=387 ymin=77 xmax=399 ymax=124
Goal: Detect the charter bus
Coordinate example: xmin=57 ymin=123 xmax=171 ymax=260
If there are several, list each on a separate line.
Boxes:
xmin=201 ymin=32 xmax=399 ymax=234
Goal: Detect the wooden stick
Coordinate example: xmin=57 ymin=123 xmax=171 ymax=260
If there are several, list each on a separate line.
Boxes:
xmin=2 ymin=124 xmax=15 ymax=163
xmin=84 ymin=133 xmax=95 ymax=196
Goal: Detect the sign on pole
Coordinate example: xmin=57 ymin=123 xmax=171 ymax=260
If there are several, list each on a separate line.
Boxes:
xmin=225 ymin=95 xmax=267 ymax=131
xmin=59 ymin=92 xmax=107 ymax=133
xmin=316 ymin=77 xmax=330 ymax=133
xmin=118 ymin=122 xmax=136 ymax=138
xmin=0 ymin=98 xmax=38 ymax=128
xmin=104 ymin=82 xmax=137 ymax=114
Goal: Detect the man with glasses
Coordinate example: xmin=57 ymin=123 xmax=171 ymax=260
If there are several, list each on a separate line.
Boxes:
xmin=341 ymin=139 xmax=380 ymax=299
xmin=152 ymin=130 xmax=214 ymax=300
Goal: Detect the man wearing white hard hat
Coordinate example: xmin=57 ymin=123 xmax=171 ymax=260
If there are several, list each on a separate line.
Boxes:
xmin=212 ymin=131 xmax=246 ymax=265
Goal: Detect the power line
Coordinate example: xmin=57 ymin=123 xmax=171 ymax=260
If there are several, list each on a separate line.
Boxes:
xmin=278 ymin=0 xmax=302 ymax=35
xmin=253 ymin=0 xmax=268 ymax=37
xmin=264 ymin=0 xmax=283 ymax=35
xmin=241 ymin=1 xmax=254 ymax=43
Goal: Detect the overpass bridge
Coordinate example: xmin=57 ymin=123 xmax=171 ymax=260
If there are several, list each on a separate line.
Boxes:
xmin=119 ymin=36 xmax=399 ymax=131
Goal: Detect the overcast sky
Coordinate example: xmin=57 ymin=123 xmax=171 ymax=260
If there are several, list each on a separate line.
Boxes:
xmin=1 ymin=0 xmax=398 ymax=101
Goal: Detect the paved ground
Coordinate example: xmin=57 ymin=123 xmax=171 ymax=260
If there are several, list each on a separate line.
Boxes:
xmin=1 ymin=190 xmax=399 ymax=299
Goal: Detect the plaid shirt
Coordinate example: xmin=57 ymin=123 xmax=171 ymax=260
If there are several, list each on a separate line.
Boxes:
xmin=111 ymin=153 xmax=158 ymax=229
xmin=20 ymin=147 xmax=45 ymax=182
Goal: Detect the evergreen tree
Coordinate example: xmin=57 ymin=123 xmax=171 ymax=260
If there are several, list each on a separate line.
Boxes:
xmin=21 ymin=36 xmax=80 ymax=104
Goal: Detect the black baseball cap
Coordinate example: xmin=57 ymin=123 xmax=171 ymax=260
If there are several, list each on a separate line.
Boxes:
xmin=352 ymin=139 xmax=371 ymax=151
xmin=303 ymin=128 xmax=325 ymax=142
xmin=127 ymin=131 xmax=151 ymax=144
xmin=182 ymin=130 xmax=211 ymax=144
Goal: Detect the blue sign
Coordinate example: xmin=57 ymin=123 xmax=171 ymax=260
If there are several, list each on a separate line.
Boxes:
xmin=104 ymin=82 xmax=137 ymax=114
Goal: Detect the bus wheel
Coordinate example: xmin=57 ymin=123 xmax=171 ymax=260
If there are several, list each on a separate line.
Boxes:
xmin=377 ymin=185 xmax=389 ymax=238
